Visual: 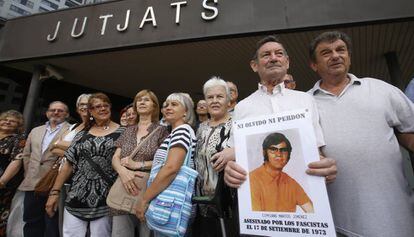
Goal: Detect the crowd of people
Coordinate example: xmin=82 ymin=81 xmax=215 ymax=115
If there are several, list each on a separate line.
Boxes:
xmin=0 ymin=30 xmax=413 ymax=237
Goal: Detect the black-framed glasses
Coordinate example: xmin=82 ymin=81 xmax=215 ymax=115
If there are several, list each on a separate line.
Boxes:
xmin=267 ymin=146 xmax=289 ymax=154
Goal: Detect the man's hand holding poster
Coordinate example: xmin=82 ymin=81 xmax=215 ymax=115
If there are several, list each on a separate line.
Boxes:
xmin=234 ymin=109 xmax=335 ymax=236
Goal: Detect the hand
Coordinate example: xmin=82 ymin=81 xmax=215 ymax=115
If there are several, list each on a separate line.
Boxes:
xmin=224 ymin=160 xmax=247 ymax=188
xmin=120 ymin=157 xmax=140 ymax=170
xmin=0 ymin=180 xmax=6 ymax=189
xmin=119 ymin=167 xmax=141 ymax=196
xmin=45 ymin=195 xmax=59 ymax=217
xmin=136 ymin=200 xmax=149 ymax=222
xmin=306 ymin=155 xmax=337 ymax=183
xmin=210 ymin=148 xmax=235 ymax=172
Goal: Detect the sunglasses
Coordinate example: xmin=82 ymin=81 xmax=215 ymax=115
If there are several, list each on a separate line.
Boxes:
xmin=267 ymin=146 xmax=290 ymax=154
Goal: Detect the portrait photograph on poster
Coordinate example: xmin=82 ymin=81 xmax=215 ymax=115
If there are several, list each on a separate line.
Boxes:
xmin=233 ymin=109 xmax=336 ymax=236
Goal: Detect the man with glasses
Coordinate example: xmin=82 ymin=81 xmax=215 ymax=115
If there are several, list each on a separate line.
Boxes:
xmin=250 ymin=133 xmax=313 ymax=213
xmin=226 ymin=81 xmax=239 ymax=115
xmin=283 ymin=74 xmax=296 ymax=90
xmin=18 ymin=101 xmax=70 ymax=237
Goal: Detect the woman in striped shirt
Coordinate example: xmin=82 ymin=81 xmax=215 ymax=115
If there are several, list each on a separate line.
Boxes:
xmin=136 ymin=93 xmax=196 ymax=236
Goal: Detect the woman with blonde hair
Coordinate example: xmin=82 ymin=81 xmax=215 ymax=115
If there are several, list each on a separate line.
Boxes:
xmin=0 ymin=110 xmax=25 ymax=237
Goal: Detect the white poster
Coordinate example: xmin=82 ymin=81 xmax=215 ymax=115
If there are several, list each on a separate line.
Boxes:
xmin=234 ymin=109 xmax=335 ymax=237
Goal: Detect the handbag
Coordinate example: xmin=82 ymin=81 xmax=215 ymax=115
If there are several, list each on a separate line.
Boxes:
xmin=106 ymin=126 xmax=161 ymax=214
xmin=145 ymin=137 xmax=198 ymax=237
xmin=34 ymin=157 xmax=63 ymax=196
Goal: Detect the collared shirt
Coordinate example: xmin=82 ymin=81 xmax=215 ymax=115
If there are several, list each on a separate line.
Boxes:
xmin=309 ymin=73 xmax=414 ymax=237
xmin=41 ymin=121 xmax=64 ymax=154
xmin=231 ymin=82 xmax=325 ymax=147
xmin=249 ymin=164 xmax=311 ymax=212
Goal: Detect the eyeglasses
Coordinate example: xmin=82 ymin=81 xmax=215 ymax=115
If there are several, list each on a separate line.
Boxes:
xmin=78 ymin=103 xmax=88 ymax=108
xmin=0 ymin=118 xmax=18 ymax=124
xmin=90 ymin=104 xmax=110 ymax=110
xmin=283 ymin=79 xmax=295 ymax=84
xmin=267 ymin=146 xmax=290 ymax=154
xmin=48 ymin=109 xmax=66 ymax=113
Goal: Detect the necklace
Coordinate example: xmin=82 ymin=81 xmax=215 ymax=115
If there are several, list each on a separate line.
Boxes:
xmin=95 ymin=121 xmax=110 ymax=130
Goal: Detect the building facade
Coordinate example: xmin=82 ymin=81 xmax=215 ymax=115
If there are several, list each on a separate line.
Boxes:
xmin=0 ymin=0 xmax=108 ymax=19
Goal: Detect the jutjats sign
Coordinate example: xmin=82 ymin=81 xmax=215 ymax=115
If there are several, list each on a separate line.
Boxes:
xmin=1 ymin=0 xmax=413 ymax=62
xmin=46 ymin=0 xmax=218 ymax=42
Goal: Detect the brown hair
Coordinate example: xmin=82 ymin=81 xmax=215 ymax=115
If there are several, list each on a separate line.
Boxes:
xmin=133 ymin=90 xmax=160 ymax=122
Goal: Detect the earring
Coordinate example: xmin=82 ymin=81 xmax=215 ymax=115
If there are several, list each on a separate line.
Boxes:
xmin=90 ymin=116 xmax=94 ymax=121
xmin=183 ymin=113 xmax=187 ymax=117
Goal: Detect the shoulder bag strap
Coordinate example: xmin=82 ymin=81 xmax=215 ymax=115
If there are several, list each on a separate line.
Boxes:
xmin=164 ymin=127 xmax=192 ymax=168
xmin=84 ymin=155 xmax=112 ymax=185
xmin=128 ymin=126 xmax=162 ymax=159
xmin=78 ymin=129 xmax=112 ymax=185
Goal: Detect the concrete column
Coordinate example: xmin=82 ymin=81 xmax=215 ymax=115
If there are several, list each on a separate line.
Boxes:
xmin=23 ymin=66 xmax=43 ymax=133
xmin=384 ymin=51 xmax=404 ymax=90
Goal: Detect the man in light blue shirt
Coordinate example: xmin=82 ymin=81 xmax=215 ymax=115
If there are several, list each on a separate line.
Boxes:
xmin=18 ymin=101 xmax=70 ymax=237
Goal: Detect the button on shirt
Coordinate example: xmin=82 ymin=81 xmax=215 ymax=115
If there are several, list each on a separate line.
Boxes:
xmin=231 ymin=82 xmax=325 ymax=147
xmin=41 ymin=122 xmax=64 ymax=154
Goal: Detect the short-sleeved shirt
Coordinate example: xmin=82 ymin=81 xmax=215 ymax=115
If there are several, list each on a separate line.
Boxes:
xmin=65 ymin=126 xmax=125 ymax=220
xmin=230 ymin=82 xmax=325 ymax=148
xmin=249 ymin=164 xmax=311 ymax=212
xmin=309 ymin=74 xmax=414 ymax=237
xmin=114 ymin=123 xmax=169 ymax=162
xmin=152 ymin=124 xmax=196 ymax=169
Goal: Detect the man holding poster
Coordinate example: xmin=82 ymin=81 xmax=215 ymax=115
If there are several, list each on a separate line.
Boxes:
xmin=250 ymin=132 xmax=313 ymax=213
xmin=215 ymin=35 xmax=337 ymax=188
xmin=210 ymin=35 xmax=338 ymax=236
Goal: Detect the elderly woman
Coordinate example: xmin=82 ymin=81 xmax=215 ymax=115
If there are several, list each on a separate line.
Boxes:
xmin=46 ymin=93 xmax=125 ymax=237
xmin=193 ymin=77 xmax=233 ymax=237
xmin=136 ymin=93 xmax=196 ymax=236
xmin=0 ymin=110 xmax=25 ymax=237
xmin=50 ymin=94 xmax=90 ymax=157
xmin=111 ymin=90 xmax=169 ymax=237
xmin=48 ymin=94 xmax=90 ymax=235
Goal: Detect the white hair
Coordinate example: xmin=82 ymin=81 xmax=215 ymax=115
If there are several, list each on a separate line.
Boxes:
xmin=76 ymin=94 xmax=91 ymax=108
xmin=203 ymin=76 xmax=231 ymax=103
xmin=165 ymin=92 xmax=196 ymax=127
